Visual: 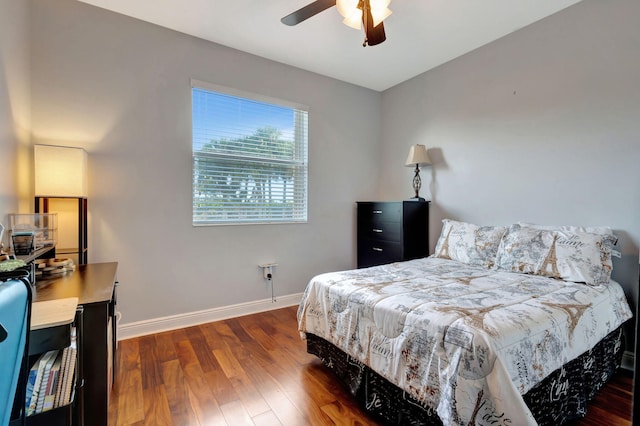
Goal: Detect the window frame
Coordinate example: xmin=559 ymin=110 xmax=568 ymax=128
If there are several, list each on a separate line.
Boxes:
xmin=191 ymin=79 xmax=309 ymax=226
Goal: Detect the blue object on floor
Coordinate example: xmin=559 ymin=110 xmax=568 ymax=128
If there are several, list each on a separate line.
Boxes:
xmin=0 ymin=277 xmax=31 ymax=426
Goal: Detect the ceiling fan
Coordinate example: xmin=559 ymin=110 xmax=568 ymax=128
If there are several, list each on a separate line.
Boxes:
xmin=281 ymin=0 xmax=392 ymax=47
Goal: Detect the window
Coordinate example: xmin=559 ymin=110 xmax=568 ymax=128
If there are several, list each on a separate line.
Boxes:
xmin=191 ymin=80 xmax=308 ymax=225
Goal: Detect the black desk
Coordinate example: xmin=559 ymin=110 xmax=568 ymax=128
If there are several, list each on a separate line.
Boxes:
xmin=33 ymin=263 xmax=118 ymax=426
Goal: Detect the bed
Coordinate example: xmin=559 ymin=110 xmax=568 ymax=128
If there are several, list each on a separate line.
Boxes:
xmin=297 ymin=220 xmax=633 ymax=425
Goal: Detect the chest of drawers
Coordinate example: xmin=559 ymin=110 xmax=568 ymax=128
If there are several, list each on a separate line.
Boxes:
xmin=356 ymin=201 xmax=429 ymax=268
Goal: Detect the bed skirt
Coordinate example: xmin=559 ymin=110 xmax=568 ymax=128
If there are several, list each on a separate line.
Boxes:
xmin=306 ymin=326 xmax=625 ymax=426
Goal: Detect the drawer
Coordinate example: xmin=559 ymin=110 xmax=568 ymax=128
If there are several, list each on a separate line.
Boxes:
xmin=29 ymin=324 xmax=71 ymax=355
xmin=359 ymin=221 xmax=401 ymax=242
xmin=357 ymin=202 xmax=402 ymax=223
xmin=357 ymin=240 xmax=402 ymax=268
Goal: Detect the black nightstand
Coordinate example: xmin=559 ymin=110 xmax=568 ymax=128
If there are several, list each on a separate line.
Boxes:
xmin=356 ymin=201 xmax=429 ymax=268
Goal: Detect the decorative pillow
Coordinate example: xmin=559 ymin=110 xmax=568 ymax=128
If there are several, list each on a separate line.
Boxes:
xmin=494 ymin=224 xmax=617 ymax=285
xmin=518 ymin=221 xmax=621 ymax=258
xmin=517 ymin=222 xmax=616 ymax=240
xmin=433 ymin=219 xmax=507 ymax=268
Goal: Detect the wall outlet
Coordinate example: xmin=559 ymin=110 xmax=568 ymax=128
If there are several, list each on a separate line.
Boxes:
xmin=259 ymin=263 xmax=278 ymax=280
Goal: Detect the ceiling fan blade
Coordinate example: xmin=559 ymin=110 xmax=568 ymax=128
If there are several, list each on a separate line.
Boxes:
xmin=362 ymin=4 xmax=386 ymax=46
xmin=365 ymin=21 xmax=386 ymax=46
xmin=281 ymin=0 xmax=337 ymax=26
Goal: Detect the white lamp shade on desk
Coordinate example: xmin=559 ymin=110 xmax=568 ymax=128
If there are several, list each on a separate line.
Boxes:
xmin=34 ymin=145 xmax=88 ymax=198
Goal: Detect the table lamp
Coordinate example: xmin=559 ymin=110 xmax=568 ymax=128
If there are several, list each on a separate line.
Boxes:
xmin=405 ymin=144 xmax=431 ymax=201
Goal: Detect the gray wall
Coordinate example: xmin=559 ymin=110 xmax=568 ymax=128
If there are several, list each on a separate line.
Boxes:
xmin=8 ymin=0 xmax=640 ymax=330
xmin=0 ymin=0 xmax=31 ymax=244
xmin=29 ymin=0 xmax=381 ymax=323
xmin=380 ymin=0 xmax=640 ymax=309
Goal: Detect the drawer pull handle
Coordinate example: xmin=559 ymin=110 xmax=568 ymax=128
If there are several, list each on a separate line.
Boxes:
xmin=372 ymin=229 xmax=383 ymax=233
xmin=372 ymin=247 xmax=383 ymax=252
xmin=373 ymin=210 xmax=383 ymax=214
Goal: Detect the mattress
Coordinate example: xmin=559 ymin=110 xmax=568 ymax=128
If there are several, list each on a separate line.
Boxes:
xmin=297 ymin=256 xmax=633 ymax=425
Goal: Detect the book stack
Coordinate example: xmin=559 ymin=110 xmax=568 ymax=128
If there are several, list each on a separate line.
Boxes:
xmin=25 ymin=346 xmax=77 ymax=416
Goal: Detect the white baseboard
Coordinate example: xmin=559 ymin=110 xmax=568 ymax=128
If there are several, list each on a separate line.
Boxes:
xmin=117 ymin=292 xmax=303 ymax=340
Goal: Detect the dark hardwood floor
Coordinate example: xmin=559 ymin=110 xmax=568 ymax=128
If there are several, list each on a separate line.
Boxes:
xmin=108 ymin=306 xmax=633 ymax=425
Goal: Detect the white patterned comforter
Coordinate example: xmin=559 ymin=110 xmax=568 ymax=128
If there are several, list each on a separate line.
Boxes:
xmin=297 ymin=257 xmax=632 ymax=425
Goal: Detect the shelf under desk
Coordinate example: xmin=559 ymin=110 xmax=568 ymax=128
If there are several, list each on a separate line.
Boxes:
xmin=30 ymin=297 xmax=78 ymax=331
xmin=28 ymin=297 xmax=79 ymax=359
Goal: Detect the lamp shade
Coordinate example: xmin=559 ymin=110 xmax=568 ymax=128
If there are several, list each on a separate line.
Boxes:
xmin=369 ymin=0 xmax=392 ymax=26
xmin=337 ymin=0 xmax=362 ymax=29
xmin=405 ymin=144 xmax=431 ymax=167
xmin=336 ymin=0 xmax=392 ymax=30
xmin=34 ymin=145 xmax=88 ymax=197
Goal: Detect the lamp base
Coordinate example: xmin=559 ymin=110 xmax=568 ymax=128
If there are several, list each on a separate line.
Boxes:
xmin=407 ymin=196 xmax=426 ymax=202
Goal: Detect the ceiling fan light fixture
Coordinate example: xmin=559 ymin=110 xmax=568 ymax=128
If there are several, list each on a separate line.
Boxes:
xmin=336 ymin=0 xmax=359 ymax=19
xmin=370 ymin=0 xmax=391 ymax=8
xmin=342 ymin=12 xmax=362 ymax=30
xmin=369 ymin=0 xmax=392 ymax=26
xmin=371 ymin=7 xmax=392 ymax=26
xmin=337 ymin=0 xmax=392 ymax=30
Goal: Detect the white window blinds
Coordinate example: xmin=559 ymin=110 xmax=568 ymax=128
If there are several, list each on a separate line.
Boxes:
xmin=192 ymin=81 xmax=308 ymax=225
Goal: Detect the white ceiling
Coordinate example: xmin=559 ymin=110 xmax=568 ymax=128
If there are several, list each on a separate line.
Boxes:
xmin=77 ymin=0 xmax=583 ymax=92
